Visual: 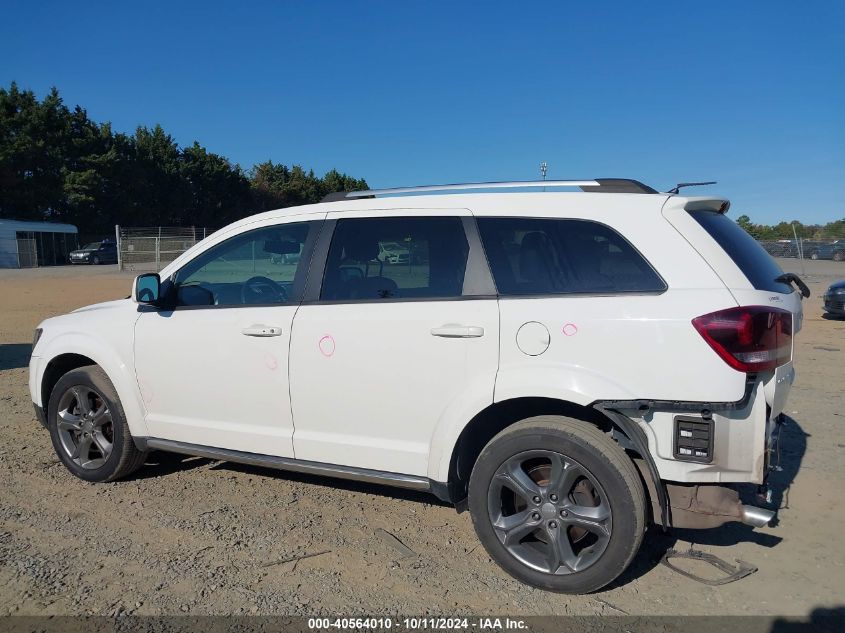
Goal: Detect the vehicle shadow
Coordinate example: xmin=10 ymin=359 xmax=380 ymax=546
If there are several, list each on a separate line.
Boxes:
xmin=133 ymin=415 xmax=808 ymax=589
xmin=607 ymin=414 xmax=808 ymax=591
xmin=135 ymin=450 xmax=451 ymax=507
xmin=133 ymin=451 xmax=216 ymax=479
xmin=770 ymin=606 xmax=845 ymax=632
xmin=208 ymin=460 xmax=453 ymax=507
xmin=0 ymin=343 xmax=32 ymax=370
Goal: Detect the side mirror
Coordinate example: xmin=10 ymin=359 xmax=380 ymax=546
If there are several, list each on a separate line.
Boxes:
xmin=133 ymin=273 xmax=161 ymax=304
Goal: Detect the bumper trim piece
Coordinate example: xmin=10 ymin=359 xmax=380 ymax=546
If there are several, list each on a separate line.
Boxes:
xmin=591 ymin=375 xmax=757 ymax=415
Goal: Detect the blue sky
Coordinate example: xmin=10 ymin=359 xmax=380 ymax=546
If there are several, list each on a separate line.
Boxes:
xmin=3 ymin=0 xmax=843 ymax=224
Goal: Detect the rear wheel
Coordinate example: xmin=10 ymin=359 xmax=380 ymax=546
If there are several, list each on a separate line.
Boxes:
xmin=48 ymin=366 xmax=147 ymax=482
xmin=468 ymin=416 xmax=645 ymax=593
xmin=834 ymin=251 xmax=845 ymax=262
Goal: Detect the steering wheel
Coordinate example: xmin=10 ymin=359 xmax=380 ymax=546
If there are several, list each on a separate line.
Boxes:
xmin=241 ymin=276 xmax=288 ymax=304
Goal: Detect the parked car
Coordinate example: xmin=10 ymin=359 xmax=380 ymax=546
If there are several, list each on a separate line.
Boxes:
xmin=29 ymin=178 xmax=806 ymax=594
xmin=808 ymin=240 xmax=845 ymax=261
xmin=69 ymin=240 xmax=118 ymax=265
xmin=377 ymin=240 xmax=410 ymax=264
xmin=823 ymin=280 xmax=845 ymax=317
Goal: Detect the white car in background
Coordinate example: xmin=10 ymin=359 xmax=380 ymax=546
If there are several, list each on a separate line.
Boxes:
xmin=377 ymin=240 xmax=410 ymax=264
xmin=29 ymin=178 xmax=808 ymax=593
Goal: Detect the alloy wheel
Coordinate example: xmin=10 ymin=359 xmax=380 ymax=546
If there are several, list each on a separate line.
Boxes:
xmin=487 ymin=450 xmax=612 ymax=575
xmin=55 ymin=385 xmax=114 ymax=469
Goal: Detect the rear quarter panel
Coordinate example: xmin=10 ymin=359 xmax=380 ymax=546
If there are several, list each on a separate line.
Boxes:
xmin=470 ymin=193 xmax=746 ymax=405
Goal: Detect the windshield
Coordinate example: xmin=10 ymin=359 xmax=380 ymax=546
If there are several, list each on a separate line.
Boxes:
xmin=82 ymin=242 xmax=101 ymax=250
xmin=689 ymin=211 xmax=792 ymax=294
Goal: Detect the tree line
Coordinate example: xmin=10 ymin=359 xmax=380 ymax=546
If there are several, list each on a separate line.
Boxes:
xmin=0 ymin=83 xmax=367 ymax=233
xmin=736 ymin=215 xmax=845 ymax=241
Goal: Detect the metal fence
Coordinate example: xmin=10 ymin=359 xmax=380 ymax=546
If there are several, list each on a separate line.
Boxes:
xmin=755 ymin=236 xmax=845 ymax=262
xmin=114 ymin=226 xmax=844 ymax=273
xmin=116 ymin=226 xmax=214 ymax=272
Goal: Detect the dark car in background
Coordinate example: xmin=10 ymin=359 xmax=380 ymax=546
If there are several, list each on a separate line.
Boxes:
xmin=807 ymin=240 xmax=845 ymax=262
xmin=69 ymin=240 xmax=118 ymax=265
xmin=823 ymin=280 xmax=845 ymax=317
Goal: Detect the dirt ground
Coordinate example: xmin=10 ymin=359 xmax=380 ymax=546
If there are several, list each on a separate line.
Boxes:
xmin=0 ymin=260 xmax=843 ymax=618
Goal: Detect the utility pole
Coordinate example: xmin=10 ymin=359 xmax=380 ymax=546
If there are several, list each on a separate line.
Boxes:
xmin=540 ymin=161 xmax=547 ymax=180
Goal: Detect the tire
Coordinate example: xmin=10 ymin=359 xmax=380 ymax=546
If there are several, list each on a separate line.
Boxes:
xmin=834 ymin=251 xmax=845 ymax=262
xmin=91 ymin=255 xmax=100 ymax=265
xmin=47 ymin=366 xmax=147 ymax=483
xmin=810 ymin=251 xmax=819 ymax=260
xmin=468 ymin=416 xmax=646 ymax=593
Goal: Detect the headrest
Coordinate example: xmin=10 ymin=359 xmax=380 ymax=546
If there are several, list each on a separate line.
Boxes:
xmin=345 ymin=239 xmax=379 ymax=262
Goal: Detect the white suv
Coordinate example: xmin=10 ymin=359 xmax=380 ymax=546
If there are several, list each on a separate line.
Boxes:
xmin=29 ymin=179 xmax=807 ymax=593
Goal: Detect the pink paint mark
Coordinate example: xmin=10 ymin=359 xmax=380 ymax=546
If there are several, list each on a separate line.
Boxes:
xmin=562 ymin=323 xmax=578 ymax=337
xmin=264 ymin=353 xmax=278 ymax=370
xmin=318 ymin=334 xmax=336 ymax=357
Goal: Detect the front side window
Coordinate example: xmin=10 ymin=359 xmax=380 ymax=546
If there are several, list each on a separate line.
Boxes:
xmin=477 ymin=217 xmax=665 ymax=296
xmin=170 ymin=222 xmax=313 ymax=306
xmin=320 ymin=217 xmax=469 ymax=301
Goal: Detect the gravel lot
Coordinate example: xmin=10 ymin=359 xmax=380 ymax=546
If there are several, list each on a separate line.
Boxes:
xmin=0 ymin=260 xmax=843 ymax=618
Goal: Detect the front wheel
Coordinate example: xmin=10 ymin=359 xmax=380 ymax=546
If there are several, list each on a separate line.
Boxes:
xmin=468 ymin=416 xmax=646 ymax=593
xmin=834 ymin=251 xmax=845 ymax=262
xmin=48 ymin=366 xmax=147 ymax=482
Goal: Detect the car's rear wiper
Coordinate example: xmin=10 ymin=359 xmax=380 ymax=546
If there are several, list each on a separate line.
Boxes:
xmin=775 ymin=273 xmax=811 ymax=298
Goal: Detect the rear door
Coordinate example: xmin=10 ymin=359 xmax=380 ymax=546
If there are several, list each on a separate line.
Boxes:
xmin=288 ymin=211 xmax=499 ymax=476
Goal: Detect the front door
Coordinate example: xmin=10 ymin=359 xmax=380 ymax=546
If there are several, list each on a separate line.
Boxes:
xmin=133 ymin=219 xmax=322 ymax=456
xmin=289 ymin=213 xmax=499 ymax=476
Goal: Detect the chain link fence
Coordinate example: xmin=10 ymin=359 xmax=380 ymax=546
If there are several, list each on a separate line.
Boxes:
xmin=114 ymin=225 xmax=844 ymax=273
xmin=755 ymin=236 xmax=845 ymax=262
xmin=116 ymin=226 xmax=214 ymax=272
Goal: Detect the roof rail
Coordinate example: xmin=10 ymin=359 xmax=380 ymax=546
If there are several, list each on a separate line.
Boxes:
xmin=320 ymin=178 xmax=657 ymax=202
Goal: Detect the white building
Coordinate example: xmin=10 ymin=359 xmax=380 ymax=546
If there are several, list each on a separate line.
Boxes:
xmin=0 ymin=219 xmax=79 ymax=268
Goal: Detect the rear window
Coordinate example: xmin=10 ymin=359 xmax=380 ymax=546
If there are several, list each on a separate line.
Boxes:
xmin=689 ymin=211 xmax=792 ymax=294
xmin=477 ymin=217 xmax=666 ymax=296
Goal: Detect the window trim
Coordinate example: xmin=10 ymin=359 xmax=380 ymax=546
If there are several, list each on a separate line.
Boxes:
xmin=475 ymin=215 xmax=668 ymax=298
xmin=302 ymin=215 xmax=495 ymax=305
xmin=156 ymin=220 xmax=323 ymax=311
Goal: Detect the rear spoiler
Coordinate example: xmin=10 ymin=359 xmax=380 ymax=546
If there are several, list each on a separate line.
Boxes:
xmin=683 ymin=198 xmax=731 ymax=214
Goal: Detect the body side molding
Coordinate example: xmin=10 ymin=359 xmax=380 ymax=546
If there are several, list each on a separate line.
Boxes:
xmin=142 ymin=438 xmax=433 ymax=492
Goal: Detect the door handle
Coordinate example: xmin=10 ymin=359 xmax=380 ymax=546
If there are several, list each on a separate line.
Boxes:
xmin=241 ymin=324 xmax=283 ymax=337
xmin=430 ymin=324 xmax=485 ymax=338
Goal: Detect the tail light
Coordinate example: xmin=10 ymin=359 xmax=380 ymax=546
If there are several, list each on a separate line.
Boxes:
xmin=692 ymin=307 xmax=792 ymax=372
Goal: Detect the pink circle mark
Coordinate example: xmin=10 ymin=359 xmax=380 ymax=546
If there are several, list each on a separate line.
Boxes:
xmin=318 ymin=334 xmax=336 ymax=357
xmin=562 ymin=323 xmax=578 ymax=336
xmin=264 ymin=353 xmax=278 ymax=370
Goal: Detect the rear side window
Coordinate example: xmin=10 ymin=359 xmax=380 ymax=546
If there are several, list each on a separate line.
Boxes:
xmin=477 ymin=217 xmax=666 ymax=296
xmin=688 ymin=211 xmax=792 ymax=294
xmin=320 ymin=216 xmax=469 ymax=301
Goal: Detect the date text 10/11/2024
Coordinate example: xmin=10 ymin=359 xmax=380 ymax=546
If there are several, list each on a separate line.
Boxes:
xmin=307 ymin=617 xmax=529 ymax=631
